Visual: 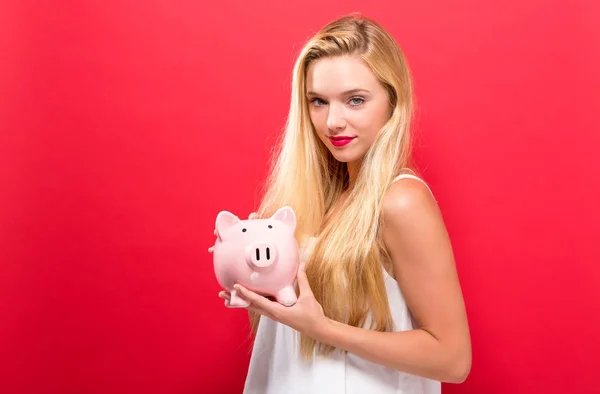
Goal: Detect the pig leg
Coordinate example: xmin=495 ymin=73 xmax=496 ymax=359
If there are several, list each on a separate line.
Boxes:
xmin=228 ymin=289 xmax=250 ymax=308
xmin=275 ymin=286 xmax=297 ymax=307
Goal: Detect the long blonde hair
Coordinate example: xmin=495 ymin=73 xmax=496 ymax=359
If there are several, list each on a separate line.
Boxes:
xmin=251 ymin=13 xmax=416 ymax=360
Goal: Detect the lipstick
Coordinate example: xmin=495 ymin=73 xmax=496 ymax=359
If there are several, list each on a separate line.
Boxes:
xmin=329 ymin=136 xmax=355 ymax=147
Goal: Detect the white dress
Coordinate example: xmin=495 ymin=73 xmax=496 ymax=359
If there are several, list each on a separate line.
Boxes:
xmin=243 ymin=173 xmax=441 ymax=394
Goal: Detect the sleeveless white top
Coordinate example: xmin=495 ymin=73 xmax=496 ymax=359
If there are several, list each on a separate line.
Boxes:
xmin=243 ymin=172 xmax=441 ymax=394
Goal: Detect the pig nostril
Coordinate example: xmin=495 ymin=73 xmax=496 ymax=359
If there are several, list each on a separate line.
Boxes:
xmin=266 ymin=248 xmax=270 ymax=260
xmin=255 ymin=248 xmax=260 ymax=261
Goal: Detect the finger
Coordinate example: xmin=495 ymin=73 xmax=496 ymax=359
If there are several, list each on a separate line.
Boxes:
xmin=234 ymin=284 xmax=284 ymax=315
xmin=296 ymin=263 xmax=313 ymax=297
xmin=218 ymin=291 xmax=231 ymax=306
xmin=208 ymin=246 xmax=214 ymax=253
xmin=248 ymin=212 xmax=259 ymax=219
xmin=214 ymin=228 xmax=217 ymax=235
xmin=218 ymin=291 xmax=231 ymax=301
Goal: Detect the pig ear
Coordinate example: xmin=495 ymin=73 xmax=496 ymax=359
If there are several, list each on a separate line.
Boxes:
xmin=271 ymin=206 xmax=296 ymax=231
xmin=215 ymin=211 xmax=240 ymax=239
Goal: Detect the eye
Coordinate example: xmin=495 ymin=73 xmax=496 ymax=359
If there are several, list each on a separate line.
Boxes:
xmin=309 ymin=98 xmax=327 ymax=107
xmin=349 ymin=97 xmax=365 ymax=107
xmin=268 ymin=225 xmax=273 ymax=229
xmin=242 ymin=228 xmax=247 ymax=232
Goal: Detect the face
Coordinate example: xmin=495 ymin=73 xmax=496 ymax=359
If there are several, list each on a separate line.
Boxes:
xmin=305 ymin=55 xmax=393 ymax=164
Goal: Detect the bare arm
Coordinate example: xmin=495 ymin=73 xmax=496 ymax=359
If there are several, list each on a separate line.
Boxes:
xmin=315 ymin=179 xmax=472 ymax=383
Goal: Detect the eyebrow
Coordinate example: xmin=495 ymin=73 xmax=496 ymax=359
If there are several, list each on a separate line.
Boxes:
xmin=306 ymin=88 xmax=371 ymax=97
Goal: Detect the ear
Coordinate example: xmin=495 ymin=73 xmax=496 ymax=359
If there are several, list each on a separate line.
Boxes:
xmin=215 ymin=211 xmax=240 ymax=239
xmin=271 ymin=206 xmax=296 ymax=232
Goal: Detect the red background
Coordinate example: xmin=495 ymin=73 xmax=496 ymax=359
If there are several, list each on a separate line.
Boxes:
xmin=1 ymin=1 xmax=599 ymax=393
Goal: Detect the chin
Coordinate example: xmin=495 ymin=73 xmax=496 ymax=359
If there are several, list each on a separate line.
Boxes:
xmin=330 ymin=151 xmax=359 ymax=163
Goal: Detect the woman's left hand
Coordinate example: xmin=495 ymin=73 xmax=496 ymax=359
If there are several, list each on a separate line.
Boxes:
xmin=226 ymin=263 xmax=330 ymax=340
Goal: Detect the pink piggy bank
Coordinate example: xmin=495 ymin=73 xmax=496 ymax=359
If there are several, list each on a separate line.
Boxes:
xmin=212 ymin=206 xmax=300 ymax=308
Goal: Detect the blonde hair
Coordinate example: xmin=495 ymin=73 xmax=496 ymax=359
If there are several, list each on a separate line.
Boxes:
xmin=251 ymin=13 xmax=416 ymax=360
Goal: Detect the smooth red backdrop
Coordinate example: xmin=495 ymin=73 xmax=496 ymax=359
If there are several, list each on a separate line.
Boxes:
xmin=1 ymin=1 xmax=598 ymax=393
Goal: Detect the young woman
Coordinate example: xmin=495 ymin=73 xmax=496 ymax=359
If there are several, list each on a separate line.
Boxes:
xmin=210 ymin=13 xmax=471 ymax=394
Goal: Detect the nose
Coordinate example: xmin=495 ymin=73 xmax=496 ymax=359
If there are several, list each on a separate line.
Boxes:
xmin=246 ymin=242 xmax=279 ymax=272
xmin=326 ymin=103 xmax=346 ymax=132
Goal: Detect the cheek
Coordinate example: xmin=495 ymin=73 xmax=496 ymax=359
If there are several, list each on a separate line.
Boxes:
xmin=309 ymin=111 xmax=327 ymax=135
xmin=349 ymin=112 xmax=378 ymax=137
xmin=353 ymin=106 xmax=391 ymax=137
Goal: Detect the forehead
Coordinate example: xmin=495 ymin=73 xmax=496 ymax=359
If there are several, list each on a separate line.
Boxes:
xmin=306 ymin=55 xmax=379 ymax=94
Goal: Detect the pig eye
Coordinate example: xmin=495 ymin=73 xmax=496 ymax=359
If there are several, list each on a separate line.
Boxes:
xmin=242 ymin=228 xmax=247 ymax=232
xmin=268 ymin=225 xmax=273 ymax=229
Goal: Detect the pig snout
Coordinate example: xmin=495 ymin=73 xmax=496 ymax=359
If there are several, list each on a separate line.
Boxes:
xmin=246 ymin=242 xmax=279 ymax=272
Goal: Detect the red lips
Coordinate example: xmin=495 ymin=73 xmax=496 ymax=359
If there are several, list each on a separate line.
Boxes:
xmin=329 ymin=136 xmax=355 ymax=147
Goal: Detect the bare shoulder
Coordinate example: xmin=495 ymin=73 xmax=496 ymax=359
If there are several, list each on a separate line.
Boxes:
xmin=382 ymin=175 xmax=441 ymax=226
xmin=380 ymin=173 xmax=450 ymax=269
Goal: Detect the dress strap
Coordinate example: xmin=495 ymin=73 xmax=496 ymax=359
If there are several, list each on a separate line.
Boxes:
xmin=390 ymin=171 xmax=435 ymax=200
